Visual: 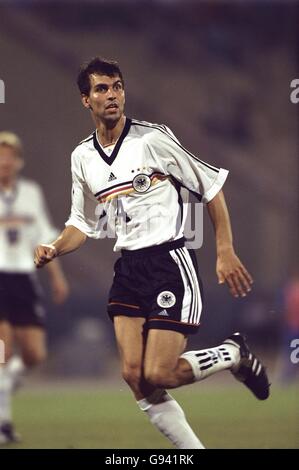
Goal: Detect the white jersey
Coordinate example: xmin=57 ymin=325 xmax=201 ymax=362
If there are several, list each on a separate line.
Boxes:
xmin=0 ymin=179 xmax=58 ymax=272
xmin=66 ymin=118 xmax=228 ymax=251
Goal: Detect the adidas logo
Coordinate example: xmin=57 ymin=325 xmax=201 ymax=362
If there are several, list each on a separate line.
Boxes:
xmin=158 ymin=309 xmax=169 ymax=317
xmin=108 ymin=172 xmax=117 ymax=182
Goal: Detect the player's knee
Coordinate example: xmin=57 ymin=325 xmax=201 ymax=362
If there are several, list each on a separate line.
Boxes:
xmin=22 ymin=347 xmax=47 ymax=367
xmin=144 ymin=366 xmax=172 ymax=389
xmin=122 ymin=363 xmax=142 ymax=391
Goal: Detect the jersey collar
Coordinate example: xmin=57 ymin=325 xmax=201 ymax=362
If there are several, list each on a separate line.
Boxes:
xmin=93 ymin=117 xmax=132 ymax=166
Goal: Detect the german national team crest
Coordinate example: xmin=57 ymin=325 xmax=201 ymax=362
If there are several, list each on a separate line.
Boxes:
xmin=157 ymin=291 xmax=176 ymax=308
xmin=132 ymin=173 xmax=151 ymax=193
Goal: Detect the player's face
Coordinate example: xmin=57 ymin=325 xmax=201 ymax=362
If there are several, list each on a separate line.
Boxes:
xmin=0 ymin=145 xmax=22 ymax=183
xmin=82 ymin=74 xmax=125 ymax=124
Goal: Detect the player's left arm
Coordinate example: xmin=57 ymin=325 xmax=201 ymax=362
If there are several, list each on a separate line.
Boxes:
xmin=45 ymin=258 xmax=70 ymax=305
xmin=207 ymin=190 xmax=253 ymax=298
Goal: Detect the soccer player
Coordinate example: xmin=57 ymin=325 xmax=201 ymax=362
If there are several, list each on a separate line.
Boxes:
xmin=0 ymin=131 xmax=69 ymax=444
xmin=34 ymin=58 xmax=270 ymax=449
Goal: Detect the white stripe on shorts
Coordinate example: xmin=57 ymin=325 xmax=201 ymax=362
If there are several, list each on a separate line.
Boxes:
xmin=169 ymin=248 xmax=202 ymax=325
xmin=169 ymin=249 xmax=193 ymax=323
xmin=178 ymin=247 xmax=202 ymax=325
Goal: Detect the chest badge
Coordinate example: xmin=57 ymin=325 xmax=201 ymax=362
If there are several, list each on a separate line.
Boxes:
xmin=132 ymin=173 xmax=151 ymax=193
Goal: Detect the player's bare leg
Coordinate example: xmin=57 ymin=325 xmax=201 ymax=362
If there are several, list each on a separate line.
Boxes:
xmin=144 ymin=329 xmax=270 ymax=399
xmin=113 ymin=316 xmax=204 ymax=449
xmin=113 ymin=316 xmax=155 ymax=399
xmin=0 ymin=325 xmax=47 ymax=444
xmin=144 ymin=328 xmax=239 ymax=388
xmin=0 ymin=320 xmax=21 ymax=444
xmin=144 ymin=329 xmax=190 ymax=388
xmin=0 ymin=320 xmax=13 ymax=363
xmin=14 ymin=326 xmax=47 ymax=367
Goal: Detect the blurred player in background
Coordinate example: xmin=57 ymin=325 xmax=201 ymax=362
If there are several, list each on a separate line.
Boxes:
xmin=0 ymin=131 xmax=69 ymax=444
xmin=35 ymin=57 xmax=270 ymax=449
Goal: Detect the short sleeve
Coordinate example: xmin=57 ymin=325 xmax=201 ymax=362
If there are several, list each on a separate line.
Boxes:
xmin=146 ymin=126 xmax=228 ymax=203
xmin=65 ymin=151 xmax=101 ymax=238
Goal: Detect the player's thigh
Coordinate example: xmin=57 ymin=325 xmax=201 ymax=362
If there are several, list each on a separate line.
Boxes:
xmin=114 ymin=316 xmax=162 ymax=399
xmin=144 ymin=328 xmax=187 ymax=376
xmin=14 ymin=326 xmax=47 ymax=366
xmin=0 ymin=320 xmax=14 ymax=361
xmin=114 ymin=316 xmax=146 ymax=370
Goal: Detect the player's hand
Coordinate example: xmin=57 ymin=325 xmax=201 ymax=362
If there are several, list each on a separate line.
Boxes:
xmin=51 ymin=276 xmax=70 ymax=304
xmin=34 ymin=244 xmax=57 ymax=268
xmin=216 ymin=247 xmax=253 ymax=298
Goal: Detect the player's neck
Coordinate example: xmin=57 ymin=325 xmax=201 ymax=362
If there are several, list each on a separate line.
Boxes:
xmin=96 ymin=115 xmax=126 ymax=147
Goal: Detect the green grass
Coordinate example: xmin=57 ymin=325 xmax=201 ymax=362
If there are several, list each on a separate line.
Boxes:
xmin=4 ymin=383 xmax=299 ymax=449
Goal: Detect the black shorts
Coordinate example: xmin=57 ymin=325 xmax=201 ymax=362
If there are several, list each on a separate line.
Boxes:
xmin=0 ymin=272 xmax=46 ymax=328
xmin=107 ymin=238 xmax=203 ymax=335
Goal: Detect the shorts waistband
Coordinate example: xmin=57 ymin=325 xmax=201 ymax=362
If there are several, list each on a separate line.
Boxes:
xmin=121 ymin=238 xmax=185 ymax=258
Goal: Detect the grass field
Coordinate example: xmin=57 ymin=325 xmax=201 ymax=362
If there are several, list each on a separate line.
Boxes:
xmin=4 ymin=381 xmax=299 ymax=449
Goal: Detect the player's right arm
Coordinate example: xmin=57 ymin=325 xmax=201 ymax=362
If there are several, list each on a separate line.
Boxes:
xmin=35 ymin=148 xmax=100 ymax=268
xmin=34 ymin=225 xmax=86 ymax=268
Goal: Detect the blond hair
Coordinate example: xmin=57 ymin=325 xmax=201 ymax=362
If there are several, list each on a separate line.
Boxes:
xmin=0 ymin=131 xmax=23 ymax=156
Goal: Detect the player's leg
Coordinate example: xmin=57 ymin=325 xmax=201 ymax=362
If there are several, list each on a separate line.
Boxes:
xmin=137 ymin=328 xmax=204 ymax=449
xmin=0 ymin=272 xmax=22 ymax=445
xmin=144 ymin=318 xmax=269 ymax=400
xmin=0 ymin=327 xmax=46 ymax=446
xmin=0 ymin=273 xmax=21 ymax=444
xmin=144 ymin=328 xmax=241 ymax=389
xmin=113 ymin=315 xmax=203 ymax=449
xmin=8 ymin=272 xmax=46 ymax=371
xmin=144 ymin=245 xmax=269 ymax=399
xmin=113 ymin=315 xmax=154 ymax=399
xmin=108 ymin=254 xmax=157 ymax=399
xmin=0 ymin=320 xmax=14 ymax=421
xmin=0 ymin=274 xmax=14 ymax=363
xmin=108 ymin=256 xmax=202 ymax=448
xmin=14 ymin=326 xmax=47 ymax=368
xmin=0 ymin=320 xmax=21 ymax=444
xmin=141 ymin=244 xmax=239 ymax=388
xmin=0 ymin=320 xmax=13 ymax=362
xmin=0 ymin=273 xmax=47 ymax=444
xmin=143 ymin=328 xmax=240 ymax=449
xmin=142 ymin=327 xmax=268 ymax=450
xmin=110 ymin=241 xmax=223 ymax=448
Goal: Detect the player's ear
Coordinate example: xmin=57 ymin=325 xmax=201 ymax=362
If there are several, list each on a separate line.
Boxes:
xmin=81 ymin=94 xmax=91 ymax=110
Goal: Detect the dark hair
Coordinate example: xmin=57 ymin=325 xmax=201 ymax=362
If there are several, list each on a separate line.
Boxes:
xmin=77 ymin=57 xmax=124 ymax=96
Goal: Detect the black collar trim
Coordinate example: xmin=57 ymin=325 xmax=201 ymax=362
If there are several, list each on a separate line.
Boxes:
xmin=93 ymin=117 xmax=131 ymax=166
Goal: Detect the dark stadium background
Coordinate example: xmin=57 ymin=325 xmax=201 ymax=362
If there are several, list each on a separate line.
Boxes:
xmin=0 ymin=0 xmax=298 ymax=449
